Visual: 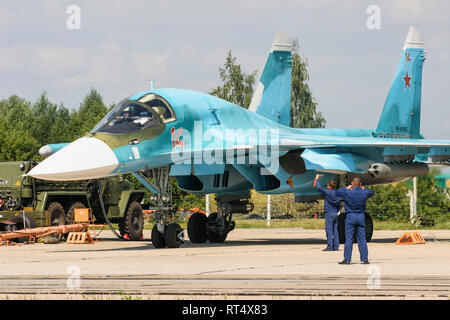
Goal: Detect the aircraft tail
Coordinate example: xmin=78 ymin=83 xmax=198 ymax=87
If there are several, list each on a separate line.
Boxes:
xmin=375 ymin=26 xmax=425 ymax=139
xmin=248 ymin=30 xmax=292 ymax=126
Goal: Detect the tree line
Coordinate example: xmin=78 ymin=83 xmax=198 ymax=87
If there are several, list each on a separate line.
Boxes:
xmin=0 ymin=89 xmax=107 ymax=161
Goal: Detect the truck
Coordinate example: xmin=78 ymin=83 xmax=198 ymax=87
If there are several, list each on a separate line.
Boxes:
xmin=0 ymin=160 xmax=147 ymax=240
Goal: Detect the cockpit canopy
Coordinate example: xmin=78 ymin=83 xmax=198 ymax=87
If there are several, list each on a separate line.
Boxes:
xmin=92 ymin=94 xmax=176 ymax=135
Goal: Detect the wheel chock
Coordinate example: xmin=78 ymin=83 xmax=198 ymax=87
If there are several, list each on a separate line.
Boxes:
xmin=395 ymin=232 xmax=426 ymax=245
xmin=122 ymin=233 xmax=130 ymax=240
xmin=66 ymin=232 xmax=95 ymax=244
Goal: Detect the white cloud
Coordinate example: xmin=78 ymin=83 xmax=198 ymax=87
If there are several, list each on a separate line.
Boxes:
xmin=0 ymin=47 xmax=28 ymax=70
xmin=55 ymin=43 xmax=169 ymax=87
xmin=32 ymin=47 xmax=88 ymax=75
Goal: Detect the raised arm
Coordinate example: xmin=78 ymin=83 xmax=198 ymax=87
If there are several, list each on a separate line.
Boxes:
xmin=314 ymin=175 xmax=329 ymax=195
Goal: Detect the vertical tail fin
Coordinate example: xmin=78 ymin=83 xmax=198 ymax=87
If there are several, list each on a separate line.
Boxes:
xmin=375 ymin=26 xmax=425 ymax=139
xmin=249 ymin=30 xmax=292 ymax=126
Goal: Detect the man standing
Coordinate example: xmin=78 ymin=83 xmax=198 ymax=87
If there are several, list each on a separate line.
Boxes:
xmin=314 ymin=174 xmax=341 ymax=251
xmin=336 ymin=178 xmax=374 ymax=264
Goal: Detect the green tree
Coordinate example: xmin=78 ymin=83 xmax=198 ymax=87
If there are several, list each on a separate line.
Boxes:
xmin=366 ymin=184 xmax=410 ymax=221
xmin=209 ymin=50 xmax=257 ymax=108
xmin=290 ymin=40 xmax=326 ymax=128
xmin=68 ymin=88 xmax=108 ymax=138
xmin=0 ymin=126 xmax=39 ymax=161
xmin=366 ymin=170 xmax=450 ymax=222
xmin=48 ymin=105 xmax=72 ymax=143
xmin=415 ymin=171 xmax=450 ymax=219
xmin=0 ymin=95 xmax=38 ymax=160
xmin=0 ymin=95 xmax=33 ymax=132
xmin=30 ymin=93 xmax=72 ymax=146
xmin=171 ymin=178 xmax=205 ymax=211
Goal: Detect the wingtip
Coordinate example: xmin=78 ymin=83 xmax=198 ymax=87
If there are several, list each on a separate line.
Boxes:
xmin=271 ymin=29 xmax=292 ymax=52
xmin=403 ymin=25 xmax=424 ymax=50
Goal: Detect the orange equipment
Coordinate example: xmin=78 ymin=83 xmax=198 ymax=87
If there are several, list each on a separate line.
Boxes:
xmin=0 ymin=223 xmax=93 ymax=245
xmin=66 ymin=208 xmax=97 ymax=244
xmin=66 ymin=231 xmax=95 ymax=244
xmin=185 ymin=208 xmax=207 ymax=219
xmin=395 ymin=232 xmax=426 ymax=245
xmin=143 ymin=209 xmax=156 ymax=219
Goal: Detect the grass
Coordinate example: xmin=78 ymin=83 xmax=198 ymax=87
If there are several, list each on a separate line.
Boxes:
xmin=234 ymin=218 xmax=325 ymax=229
xmin=235 ymin=218 xmax=450 ymax=230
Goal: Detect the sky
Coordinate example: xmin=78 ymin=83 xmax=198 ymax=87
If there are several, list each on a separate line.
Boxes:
xmin=1 ymin=0 xmax=449 ymax=138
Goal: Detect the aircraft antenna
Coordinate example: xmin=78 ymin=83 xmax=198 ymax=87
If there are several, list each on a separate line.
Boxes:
xmin=148 ymin=79 xmax=156 ymax=90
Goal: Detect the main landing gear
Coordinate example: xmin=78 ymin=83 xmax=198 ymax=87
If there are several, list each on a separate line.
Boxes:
xmin=187 ymin=194 xmax=252 ymax=245
xmin=187 ymin=211 xmax=235 ymax=244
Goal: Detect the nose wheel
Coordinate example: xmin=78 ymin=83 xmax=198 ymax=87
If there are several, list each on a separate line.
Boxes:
xmin=164 ymin=223 xmax=185 ymax=248
xmin=151 ymin=222 xmax=184 ymax=248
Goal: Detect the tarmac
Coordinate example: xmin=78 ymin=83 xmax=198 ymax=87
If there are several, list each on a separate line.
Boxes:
xmin=0 ymin=228 xmax=449 ymax=299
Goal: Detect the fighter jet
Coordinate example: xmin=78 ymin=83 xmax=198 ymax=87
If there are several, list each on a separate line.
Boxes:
xmin=29 ymin=26 xmax=450 ymax=248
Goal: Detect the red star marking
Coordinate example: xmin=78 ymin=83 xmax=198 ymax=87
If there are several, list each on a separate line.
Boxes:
xmin=403 ymin=71 xmax=411 ymax=89
xmin=405 ymin=52 xmax=411 ymax=62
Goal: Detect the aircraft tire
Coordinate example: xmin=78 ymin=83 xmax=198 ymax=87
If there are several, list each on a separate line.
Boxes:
xmin=187 ymin=212 xmax=207 ymax=243
xmin=151 ymin=224 xmax=166 ymax=248
xmin=164 ymin=223 xmax=184 ymax=248
xmin=338 ymin=212 xmax=373 ymax=244
xmin=207 ymin=232 xmax=228 ymax=243
xmin=206 ymin=213 xmax=228 ymax=243
xmin=365 ymin=213 xmax=374 ymax=242
xmin=119 ymin=202 xmax=144 ymax=240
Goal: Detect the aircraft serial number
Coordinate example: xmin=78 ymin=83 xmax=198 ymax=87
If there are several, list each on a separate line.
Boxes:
xmin=378 ymin=132 xmax=410 ymax=139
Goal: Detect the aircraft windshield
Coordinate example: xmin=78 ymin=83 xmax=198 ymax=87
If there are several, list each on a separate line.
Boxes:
xmin=91 ymin=94 xmax=176 ymax=135
xmin=92 ymin=101 xmax=161 ymax=134
xmin=138 ymin=94 xmax=176 ymax=123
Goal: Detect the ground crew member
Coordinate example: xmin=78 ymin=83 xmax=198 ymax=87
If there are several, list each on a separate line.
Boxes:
xmin=314 ymin=174 xmax=341 ymax=251
xmin=336 ymin=178 xmax=374 ymax=264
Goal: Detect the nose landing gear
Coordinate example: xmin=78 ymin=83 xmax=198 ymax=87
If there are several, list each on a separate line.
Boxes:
xmin=136 ymin=167 xmax=186 ymax=249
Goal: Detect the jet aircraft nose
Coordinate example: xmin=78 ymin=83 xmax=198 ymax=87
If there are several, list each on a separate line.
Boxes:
xmin=28 ymin=137 xmax=119 ymax=181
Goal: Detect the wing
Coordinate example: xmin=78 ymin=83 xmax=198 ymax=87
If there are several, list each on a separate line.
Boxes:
xmin=278 ymin=135 xmax=450 ymax=174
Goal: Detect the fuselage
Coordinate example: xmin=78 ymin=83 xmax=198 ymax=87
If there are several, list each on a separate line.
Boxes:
xmin=27 ymin=87 xmax=438 ymax=199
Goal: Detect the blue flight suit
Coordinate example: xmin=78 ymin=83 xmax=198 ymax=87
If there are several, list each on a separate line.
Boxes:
xmin=336 ymin=187 xmax=374 ymax=262
xmin=316 ymin=180 xmax=341 ymax=250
